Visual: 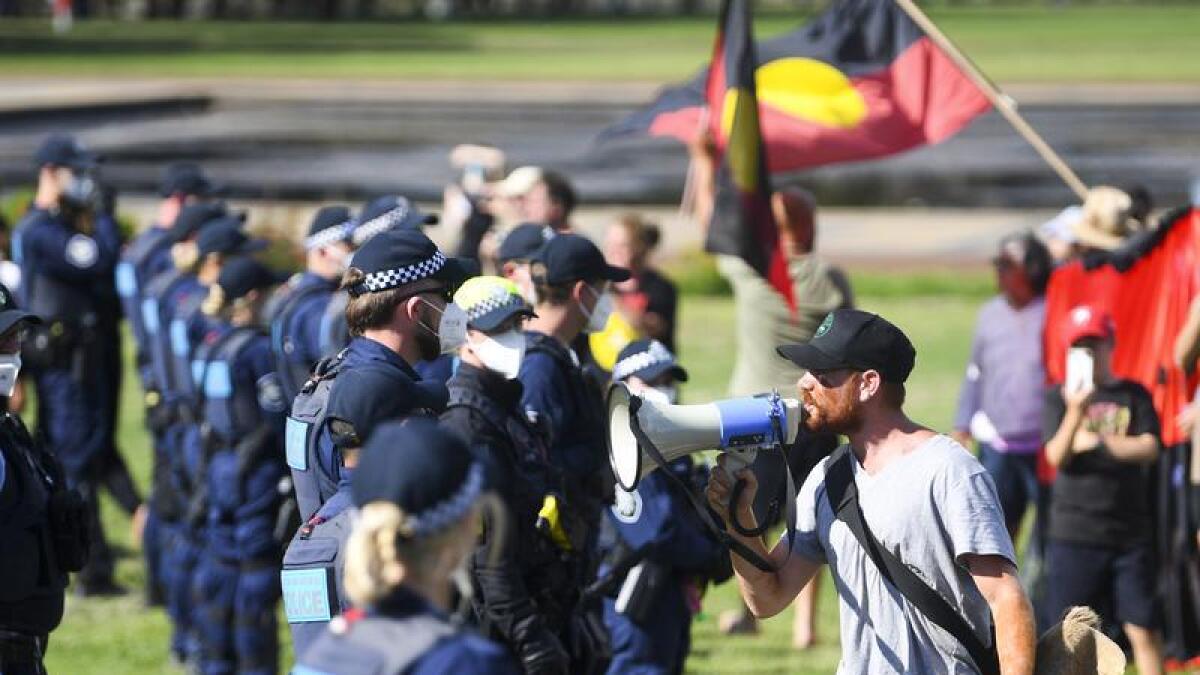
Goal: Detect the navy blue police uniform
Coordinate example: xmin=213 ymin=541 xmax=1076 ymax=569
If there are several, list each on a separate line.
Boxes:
xmin=187 ymin=258 xmax=287 ymax=675
xmin=12 ymin=134 xmax=122 ymax=593
xmin=268 ymin=206 xmax=354 ymax=403
xmin=599 ymin=341 xmax=731 ymax=675
xmin=0 ymin=284 xmax=89 ymax=675
xmin=295 ymin=419 xmax=519 ymax=675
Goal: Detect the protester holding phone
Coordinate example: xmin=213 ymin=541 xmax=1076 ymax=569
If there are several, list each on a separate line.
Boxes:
xmin=1042 ymin=305 xmax=1165 ymax=675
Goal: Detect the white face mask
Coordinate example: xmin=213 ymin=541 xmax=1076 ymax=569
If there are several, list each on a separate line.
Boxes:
xmin=0 ymin=354 xmax=20 ymax=398
xmin=451 ymin=556 xmax=474 ymax=602
xmin=579 ymin=285 xmax=613 ymax=334
xmin=470 ymin=329 xmax=526 ymax=380
xmin=421 ymin=299 xmax=468 ymax=354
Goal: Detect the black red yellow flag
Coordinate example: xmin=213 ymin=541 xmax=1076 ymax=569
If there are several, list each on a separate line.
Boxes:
xmin=705 ymin=0 xmax=791 ymax=307
xmin=603 ymin=0 xmax=990 ymax=172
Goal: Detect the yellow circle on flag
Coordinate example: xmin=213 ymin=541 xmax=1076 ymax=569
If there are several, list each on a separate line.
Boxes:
xmin=721 ymin=57 xmax=868 ymax=135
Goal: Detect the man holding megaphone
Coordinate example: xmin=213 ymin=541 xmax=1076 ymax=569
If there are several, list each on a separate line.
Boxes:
xmin=706 ymin=309 xmax=1037 ymax=675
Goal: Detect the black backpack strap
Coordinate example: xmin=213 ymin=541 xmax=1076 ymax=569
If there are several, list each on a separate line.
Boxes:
xmin=824 ymin=447 xmax=1000 ymax=675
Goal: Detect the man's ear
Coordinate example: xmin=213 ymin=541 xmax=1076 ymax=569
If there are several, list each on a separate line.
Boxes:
xmin=859 ymin=370 xmax=882 ymax=403
xmin=501 ymin=261 xmax=517 ymax=278
xmin=400 ymin=296 xmax=424 ymax=325
xmin=570 ymin=280 xmax=588 ymax=304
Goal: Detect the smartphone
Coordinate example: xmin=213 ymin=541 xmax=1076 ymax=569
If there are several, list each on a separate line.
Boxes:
xmin=1066 ymin=347 xmax=1095 ymax=394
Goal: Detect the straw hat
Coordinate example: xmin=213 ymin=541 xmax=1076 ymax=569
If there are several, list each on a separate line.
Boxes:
xmin=1034 ymin=606 xmax=1126 ymax=675
xmin=1071 ymin=186 xmax=1140 ymax=251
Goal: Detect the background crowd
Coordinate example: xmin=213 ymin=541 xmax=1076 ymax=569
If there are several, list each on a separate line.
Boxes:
xmin=1 ymin=130 xmax=1199 ymax=674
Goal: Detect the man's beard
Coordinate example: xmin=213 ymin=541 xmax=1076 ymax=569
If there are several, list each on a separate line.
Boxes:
xmin=415 ymin=306 xmax=441 ymax=362
xmin=803 ymin=391 xmax=863 ymax=435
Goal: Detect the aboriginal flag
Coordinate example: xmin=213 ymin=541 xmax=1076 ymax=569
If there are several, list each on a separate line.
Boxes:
xmin=706 ymin=0 xmax=790 ymax=306
xmin=602 ymin=0 xmax=991 ymax=173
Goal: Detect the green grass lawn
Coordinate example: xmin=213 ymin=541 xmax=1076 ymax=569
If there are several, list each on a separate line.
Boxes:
xmin=2 ymin=5 xmax=1200 ymax=82
xmin=41 ymin=275 xmax=983 ymax=674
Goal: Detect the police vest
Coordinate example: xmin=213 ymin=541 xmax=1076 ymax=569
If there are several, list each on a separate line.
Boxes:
xmin=140 ymin=269 xmax=186 ymax=398
xmin=168 ymin=292 xmax=209 ymax=402
xmin=193 ymin=327 xmax=266 ymax=445
xmin=0 ymin=414 xmax=68 ymax=635
xmin=286 ymin=353 xmax=346 ymax=524
xmin=281 ymin=491 xmax=354 ymax=656
xmin=268 ymin=276 xmax=332 ymax=404
xmin=317 ymin=291 xmax=351 ymax=359
xmin=294 ymin=611 xmax=456 ymax=675
xmin=114 ymin=229 xmax=171 ymax=360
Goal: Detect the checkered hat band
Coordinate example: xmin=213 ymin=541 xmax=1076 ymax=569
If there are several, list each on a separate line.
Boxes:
xmin=354 ymin=251 xmax=445 ymax=295
xmin=466 ymin=292 xmax=524 ymax=322
xmin=352 ymin=206 xmax=409 ymax=245
xmin=612 ymin=347 xmax=673 ymax=382
xmin=404 ymin=462 xmax=484 ymax=539
xmin=304 ymin=221 xmax=353 ymax=251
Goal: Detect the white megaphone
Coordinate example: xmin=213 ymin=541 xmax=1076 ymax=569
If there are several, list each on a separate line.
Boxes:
xmin=607 ymin=382 xmax=804 ymax=491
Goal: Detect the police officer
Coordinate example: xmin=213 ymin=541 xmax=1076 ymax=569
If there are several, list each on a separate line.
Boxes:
xmin=118 ymin=162 xmax=221 ymax=606
xmin=0 ymin=282 xmax=89 ymax=675
xmin=520 ymin=233 xmax=628 ymax=516
xmin=441 ymin=276 xmax=592 ymax=674
xmin=286 ymin=226 xmax=472 ymax=532
xmin=316 ymin=195 xmax=437 ymax=360
xmin=188 ymin=257 xmax=286 ymax=675
xmin=12 ymin=133 xmax=122 ymax=595
xmin=600 ymin=340 xmax=731 ymax=674
xmin=282 ymin=360 xmax=435 ymax=655
xmin=296 ymin=418 xmax=519 ymax=675
xmin=269 ymin=205 xmax=355 ymax=403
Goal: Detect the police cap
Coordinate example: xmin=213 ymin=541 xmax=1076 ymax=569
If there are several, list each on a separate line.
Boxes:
xmin=612 ymin=338 xmax=688 ymax=383
xmin=531 ymin=233 xmax=630 ymax=285
xmin=34 ymin=133 xmax=101 ymax=171
xmin=304 ymin=206 xmax=354 ymax=251
xmin=346 ymin=228 xmax=474 ymax=298
xmin=159 ymin=162 xmax=221 ymax=199
xmin=0 ymin=283 xmax=39 ymax=336
xmin=497 ymin=223 xmax=553 ymax=265
xmin=352 ymin=418 xmax=484 ymax=538
xmin=169 ymin=202 xmax=238 ymax=244
xmin=195 ymin=218 xmax=268 ymax=258
xmin=350 ymin=196 xmax=437 ymax=247
xmin=215 ymin=256 xmax=283 ymax=303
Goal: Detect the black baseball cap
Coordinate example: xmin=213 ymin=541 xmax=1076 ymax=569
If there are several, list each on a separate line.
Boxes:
xmin=159 ymin=162 xmax=221 ymax=198
xmin=169 ymin=202 xmax=237 ymax=244
xmin=215 ymin=256 xmax=283 ymax=303
xmin=352 ymin=419 xmax=484 ymax=538
xmin=0 ymin=283 xmax=39 ymax=336
xmin=776 ymin=309 xmax=916 ymax=383
xmin=195 ymin=218 xmax=268 ymax=257
xmin=347 ymin=228 xmax=475 ymax=297
xmin=33 ymin=133 xmax=102 ymax=171
xmin=531 ymin=233 xmax=630 ymax=285
xmin=497 ymin=223 xmax=554 ymax=264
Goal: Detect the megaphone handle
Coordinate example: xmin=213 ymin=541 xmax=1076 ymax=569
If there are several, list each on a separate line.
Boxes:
xmin=723 ymin=450 xmax=771 ymax=538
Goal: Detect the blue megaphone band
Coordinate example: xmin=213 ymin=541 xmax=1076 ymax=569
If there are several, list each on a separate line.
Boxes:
xmin=714 ymin=395 xmax=785 ymax=449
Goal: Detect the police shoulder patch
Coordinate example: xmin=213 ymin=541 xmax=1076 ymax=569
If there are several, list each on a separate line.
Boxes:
xmin=611 ymin=488 xmax=643 ymax=524
xmin=257 ymin=372 xmax=287 ymax=413
xmin=65 ymin=234 xmax=99 ymax=268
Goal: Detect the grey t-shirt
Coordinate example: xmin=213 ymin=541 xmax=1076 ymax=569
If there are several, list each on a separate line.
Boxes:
xmin=788 ymin=434 xmax=1015 ymax=675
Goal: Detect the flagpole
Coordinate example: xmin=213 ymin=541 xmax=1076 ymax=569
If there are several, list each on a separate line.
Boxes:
xmin=892 ymin=0 xmax=1089 ymax=201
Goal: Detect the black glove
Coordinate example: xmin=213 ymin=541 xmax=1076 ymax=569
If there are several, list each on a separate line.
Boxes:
xmin=519 ymin=629 xmax=570 ymax=675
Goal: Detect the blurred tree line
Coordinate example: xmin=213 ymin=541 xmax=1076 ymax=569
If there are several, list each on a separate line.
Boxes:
xmin=0 ymin=0 xmax=1166 ymax=21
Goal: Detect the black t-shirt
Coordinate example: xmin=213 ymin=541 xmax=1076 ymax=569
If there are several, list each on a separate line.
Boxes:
xmin=1043 ymin=379 xmax=1160 ymax=547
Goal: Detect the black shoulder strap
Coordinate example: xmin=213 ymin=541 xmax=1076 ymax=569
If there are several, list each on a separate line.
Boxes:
xmin=824 ymin=447 xmax=1000 ymax=675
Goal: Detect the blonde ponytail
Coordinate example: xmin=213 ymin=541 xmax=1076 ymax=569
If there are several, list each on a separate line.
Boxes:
xmin=200 ymin=283 xmax=226 ymax=318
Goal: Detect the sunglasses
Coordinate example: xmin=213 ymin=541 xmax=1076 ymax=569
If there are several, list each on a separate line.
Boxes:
xmin=810 ymin=369 xmax=857 ymax=388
